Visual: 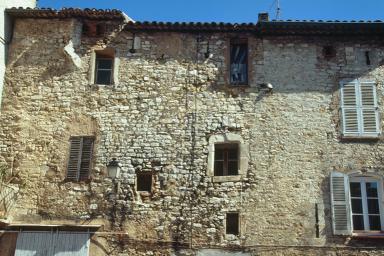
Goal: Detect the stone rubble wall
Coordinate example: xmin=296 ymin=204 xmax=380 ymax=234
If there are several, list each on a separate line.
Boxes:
xmin=1 ymin=18 xmax=384 ymax=255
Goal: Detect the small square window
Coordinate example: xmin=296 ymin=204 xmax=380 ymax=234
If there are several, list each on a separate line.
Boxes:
xmin=226 ymin=212 xmax=239 ymax=235
xmin=230 ymin=39 xmax=248 ymax=85
xmin=137 ymin=173 xmax=153 ymax=192
xmin=95 ymin=51 xmax=114 ymax=85
xmin=214 ymin=144 xmax=239 ymax=176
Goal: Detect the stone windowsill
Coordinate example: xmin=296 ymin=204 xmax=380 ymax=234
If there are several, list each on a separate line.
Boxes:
xmin=352 ymin=232 xmax=384 ymax=239
xmin=340 ymin=134 xmax=380 ymax=141
xmin=212 ymin=175 xmax=242 ymax=183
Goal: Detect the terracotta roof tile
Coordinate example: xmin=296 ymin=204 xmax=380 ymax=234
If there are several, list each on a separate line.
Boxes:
xmin=6 ymin=7 xmax=126 ymax=20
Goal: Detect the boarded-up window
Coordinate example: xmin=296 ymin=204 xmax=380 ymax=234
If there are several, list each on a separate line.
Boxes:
xmin=340 ymin=80 xmax=380 ymax=137
xmin=95 ymin=51 xmax=114 ymax=85
xmin=214 ymin=144 xmax=239 ymax=176
xmin=226 ymin=212 xmax=239 ymax=235
xmin=230 ymin=39 xmax=248 ymax=85
xmin=67 ymin=137 xmax=94 ymax=181
xmin=137 ymin=172 xmax=153 ymax=192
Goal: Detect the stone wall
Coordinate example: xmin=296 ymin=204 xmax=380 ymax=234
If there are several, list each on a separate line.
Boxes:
xmin=1 ymin=17 xmax=384 ymax=255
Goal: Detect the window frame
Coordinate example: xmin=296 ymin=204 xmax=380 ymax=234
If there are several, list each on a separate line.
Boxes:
xmin=340 ymin=79 xmax=380 ymax=138
xmin=330 ymin=171 xmax=384 ymax=235
xmin=225 ymin=212 xmax=240 ymax=236
xmin=95 ymin=57 xmax=113 ymax=85
xmin=229 ymin=38 xmax=249 ymax=86
xmin=349 ymin=176 xmax=384 ymax=232
xmin=214 ymin=143 xmax=239 ymax=176
xmin=89 ymin=48 xmax=118 ymax=86
xmin=136 ymin=172 xmax=153 ymax=192
xmin=207 ymin=133 xmax=249 ymax=182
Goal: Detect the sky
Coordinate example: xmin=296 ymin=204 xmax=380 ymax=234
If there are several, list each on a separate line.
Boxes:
xmin=37 ymin=0 xmax=384 ymax=23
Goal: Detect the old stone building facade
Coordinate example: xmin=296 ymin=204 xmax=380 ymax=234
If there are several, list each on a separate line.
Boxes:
xmin=1 ymin=7 xmax=384 ymax=256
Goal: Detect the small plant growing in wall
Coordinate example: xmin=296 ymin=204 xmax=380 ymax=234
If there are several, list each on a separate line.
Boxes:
xmin=0 ymin=163 xmax=21 ymax=219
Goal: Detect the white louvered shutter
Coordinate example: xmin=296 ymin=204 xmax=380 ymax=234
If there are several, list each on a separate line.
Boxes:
xmin=341 ymin=80 xmax=380 ymax=136
xmin=67 ymin=137 xmax=82 ymax=180
xmin=360 ymin=82 xmax=379 ymax=134
xmin=330 ymin=171 xmax=352 ymax=235
xmin=341 ymin=83 xmax=359 ymax=134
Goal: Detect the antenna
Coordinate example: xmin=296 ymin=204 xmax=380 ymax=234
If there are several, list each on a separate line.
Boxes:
xmin=276 ymin=0 xmax=281 ymax=19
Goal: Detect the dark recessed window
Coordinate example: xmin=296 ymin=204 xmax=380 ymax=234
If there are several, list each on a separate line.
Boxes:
xmin=214 ymin=144 xmax=239 ymax=176
xmin=365 ymin=51 xmax=371 ymax=66
xmin=230 ymin=39 xmax=248 ymax=85
xmin=137 ymin=173 xmax=152 ymax=192
xmin=96 ymin=23 xmax=106 ymax=36
xmin=322 ymin=45 xmax=336 ymax=59
xmin=95 ymin=51 xmax=114 ymax=85
xmin=226 ymin=212 xmax=239 ymax=235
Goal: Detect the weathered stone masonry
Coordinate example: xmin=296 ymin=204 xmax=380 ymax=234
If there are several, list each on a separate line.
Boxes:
xmin=2 ymin=9 xmax=384 ymax=255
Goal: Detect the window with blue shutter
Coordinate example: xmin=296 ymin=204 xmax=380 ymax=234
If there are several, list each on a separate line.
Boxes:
xmin=67 ymin=137 xmax=94 ymax=181
xmin=340 ymin=80 xmax=380 ymax=137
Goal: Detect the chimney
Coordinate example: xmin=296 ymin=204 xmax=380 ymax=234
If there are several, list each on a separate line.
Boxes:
xmin=258 ymin=13 xmax=269 ymax=22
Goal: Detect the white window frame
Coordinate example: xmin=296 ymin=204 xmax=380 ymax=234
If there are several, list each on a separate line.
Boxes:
xmin=349 ymin=176 xmax=384 ymax=232
xmin=340 ymin=79 xmax=380 ymax=137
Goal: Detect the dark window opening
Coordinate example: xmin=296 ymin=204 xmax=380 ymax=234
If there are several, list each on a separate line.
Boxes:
xmin=67 ymin=136 xmax=94 ymax=181
xmin=82 ymin=23 xmax=90 ymax=36
xmin=82 ymin=22 xmax=106 ymax=37
xmin=95 ymin=51 xmax=114 ymax=85
xmin=137 ymin=173 xmax=153 ymax=192
xmin=96 ymin=23 xmax=106 ymax=36
xmin=230 ymin=40 xmax=248 ymax=85
xmin=214 ymin=144 xmax=239 ymax=176
xmin=365 ymin=51 xmax=371 ymax=66
xmin=226 ymin=212 xmax=239 ymax=235
xmin=323 ymin=45 xmax=336 ymax=59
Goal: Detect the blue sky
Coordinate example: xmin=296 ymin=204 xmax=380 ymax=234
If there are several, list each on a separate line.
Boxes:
xmin=37 ymin=0 xmax=384 ymax=23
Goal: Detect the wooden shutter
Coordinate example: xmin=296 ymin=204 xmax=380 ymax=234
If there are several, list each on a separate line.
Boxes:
xmin=330 ymin=171 xmax=352 ymax=235
xmin=67 ymin=137 xmax=82 ymax=180
xmin=67 ymin=137 xmax=94 ymax=181
xmin=79 ymin=137 xmax=93 ymax=180
xmin=360 ymin=82 xmax=379 ymax=134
